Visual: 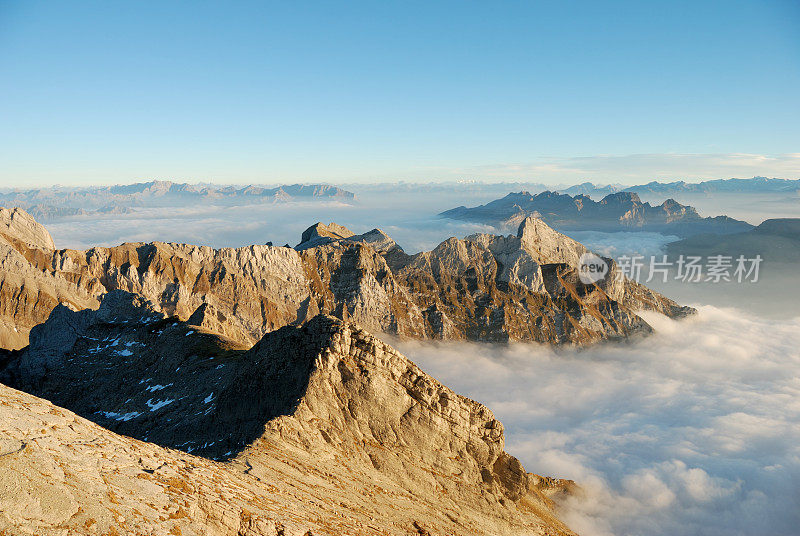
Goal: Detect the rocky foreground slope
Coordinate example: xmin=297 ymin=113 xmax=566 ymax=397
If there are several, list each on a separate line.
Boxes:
xmin=0 ymin=206 xmax=692 ymax=351
xmin=0 ymin=291 xmax=577 ymax=536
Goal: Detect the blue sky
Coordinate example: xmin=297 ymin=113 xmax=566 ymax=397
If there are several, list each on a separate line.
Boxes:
xmin=1 ymin=0 xmax=799 ymax=186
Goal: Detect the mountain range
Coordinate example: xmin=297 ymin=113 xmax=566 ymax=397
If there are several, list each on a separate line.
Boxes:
xmin=441 ymin=190 xmax=753 ymax=237
xmin=562 ymin=176 xmax=800 ymax=197
xmin=666 ymin=217 xmax=800 ymax=263
xmin=0 ymin=181 xmax=356 ymax=219
xmin=0 ymin=204 xmax=698 ymax=535
xmin=343 ymin=176 xmax=800 ymax=197
xmin=0 ymin=206 xmax=691 ymax=351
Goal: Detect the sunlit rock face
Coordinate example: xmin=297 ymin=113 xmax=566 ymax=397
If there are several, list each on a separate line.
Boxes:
xmin=0 ymin=292 xmax=578 ymax=536
xmin=0 ymin=207 xmax=691 ymax=351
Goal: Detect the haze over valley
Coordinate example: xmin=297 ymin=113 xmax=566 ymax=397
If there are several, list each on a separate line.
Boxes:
xmin=2 ymin=1 xmax=799 ymax=534
xmin=2 ymin=176 xmax=799 ymax=535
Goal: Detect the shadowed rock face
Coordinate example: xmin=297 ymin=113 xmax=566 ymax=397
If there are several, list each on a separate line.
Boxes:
xmin=0 ymin=207 xmax=692 ymax=351
xmin=0 ymin=291 xmax=578 ymax=536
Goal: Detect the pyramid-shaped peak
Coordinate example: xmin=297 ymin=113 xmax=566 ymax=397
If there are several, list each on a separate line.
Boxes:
xmin=516 ymin=215 xmax=557 ymax=240
xmin=515 ymin=216 xmax=588 ymax=266
xmin=300 ymin=222 xmax=354 ymax=243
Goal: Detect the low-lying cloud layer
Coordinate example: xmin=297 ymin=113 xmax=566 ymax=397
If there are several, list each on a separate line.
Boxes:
xmin=563 ymin=230 xmax=679 ymax=258
xmin=23 ymin=186 xmax=800 ymax=534
xmin=42 ymin=192 xmax=506 ymax=253
xmin=395 ymin=307 xmax=800 ymax=536
xmin=36 ymin=183 xmax=799 ymax=255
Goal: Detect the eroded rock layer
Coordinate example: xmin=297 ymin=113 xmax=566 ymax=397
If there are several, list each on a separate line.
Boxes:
xmin=0 ymin=207 xmax=692 ymax=351
xmin=0 ymin=292 xmax=578 ymax=536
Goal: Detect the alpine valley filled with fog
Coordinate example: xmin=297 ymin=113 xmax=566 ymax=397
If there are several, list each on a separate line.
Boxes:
xmin=1 ymin=178 xmax=799 ymax=536
xmin=2 ymin=2 xmax=800 ymax=535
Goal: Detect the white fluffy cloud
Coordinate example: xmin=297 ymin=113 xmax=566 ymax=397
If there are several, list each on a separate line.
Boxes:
xmin=563 ymin=230 xmax=679 ymax=258
xmin=394 ymin=307 xmax=800 ymax=536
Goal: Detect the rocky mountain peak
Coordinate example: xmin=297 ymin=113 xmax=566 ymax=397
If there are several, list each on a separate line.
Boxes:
xmin=0 ymin=206 xmax=55 ymax=250
xmin=297 ymin=221 xmax=355 ymax=249
xmin=0 ymin=292 xmax=578 ymax=535
xmin=534 ymin=190 xmax=567 ymax=199
xmin=516 ymin=216 xmax=587 ymax=266
xmin=600 ymin=191 xmax=642 ymax=205
xmin=0 ymin=210 xmax=692 ymax=351
xmin=297 ymin=222 xmax=408 ymax=265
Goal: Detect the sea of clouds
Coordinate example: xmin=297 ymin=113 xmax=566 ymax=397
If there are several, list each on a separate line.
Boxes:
xmin=33 ymin=186 xmax=800 ymax=535
xmin=42 ymin=189 xmax=504 ymax=253
xmin=37 ymin=184 xmax=799 ymax=253
xmin=395 ymin=307 xmax=800 ymax=536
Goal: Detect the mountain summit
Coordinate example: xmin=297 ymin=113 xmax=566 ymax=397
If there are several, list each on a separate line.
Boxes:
xmin=0 ymin=208 xmax=693 ymax=351
xmin=0 ymin=290 xmax=578 ymax=535
xmin=0 ymin=207 xmax=692 ymax=352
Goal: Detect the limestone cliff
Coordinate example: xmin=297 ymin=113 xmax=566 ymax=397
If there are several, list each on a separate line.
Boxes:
xmin=0 ymin=207 xmax=99 ymax=350
xmin=0 ymin=291 xmax=578 ymax=536
xmin=0 ymin=207 xmax=692 ymax=351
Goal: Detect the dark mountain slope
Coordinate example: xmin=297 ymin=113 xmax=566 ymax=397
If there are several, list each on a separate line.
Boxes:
xmin=0 ymin=290 xmax=578 ymax=536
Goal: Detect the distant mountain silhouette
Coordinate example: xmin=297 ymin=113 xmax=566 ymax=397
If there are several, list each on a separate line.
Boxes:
xmin=441 ymin=190 xmax=753 ymax=237
xmin=666 ymin=218 xmax=800 ymax=263
xmin=562 ymin=176 xmax=800 ymax=197
xmin=0 ymin=180 xmax=356 ymax=219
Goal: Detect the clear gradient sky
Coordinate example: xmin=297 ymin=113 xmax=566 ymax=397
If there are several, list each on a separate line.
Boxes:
xmin=1 ymin=0 xmax=799 ymax=187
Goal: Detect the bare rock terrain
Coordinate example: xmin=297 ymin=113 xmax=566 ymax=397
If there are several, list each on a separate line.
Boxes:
xmin=0 ymin=291 xmax=578 ymax=536
xmin=0 ymin=207 xmax=100 ymax=350
xmin=0 ymin=206 xmax=698 ymax=535
xmin=0 ymin=207 xmax=692 ymax=351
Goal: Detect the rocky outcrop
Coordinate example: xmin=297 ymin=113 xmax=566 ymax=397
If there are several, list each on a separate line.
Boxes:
xmin=0 ymin=206 xmax=56 ymax=249
xmin=0 ymin=208 xmax=100 ymax=350
xmin=0 ymin=292 xmax=578 ymax=535
xmin=187 ymin=302 xmax=255 ymax=346
xmin=0 ymin=207 xmax=692 ymax=350
xmin=296 ymin=221 xmax=355 ymax=249
xmin=440 ymin=190 xmax=753 ymax=237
